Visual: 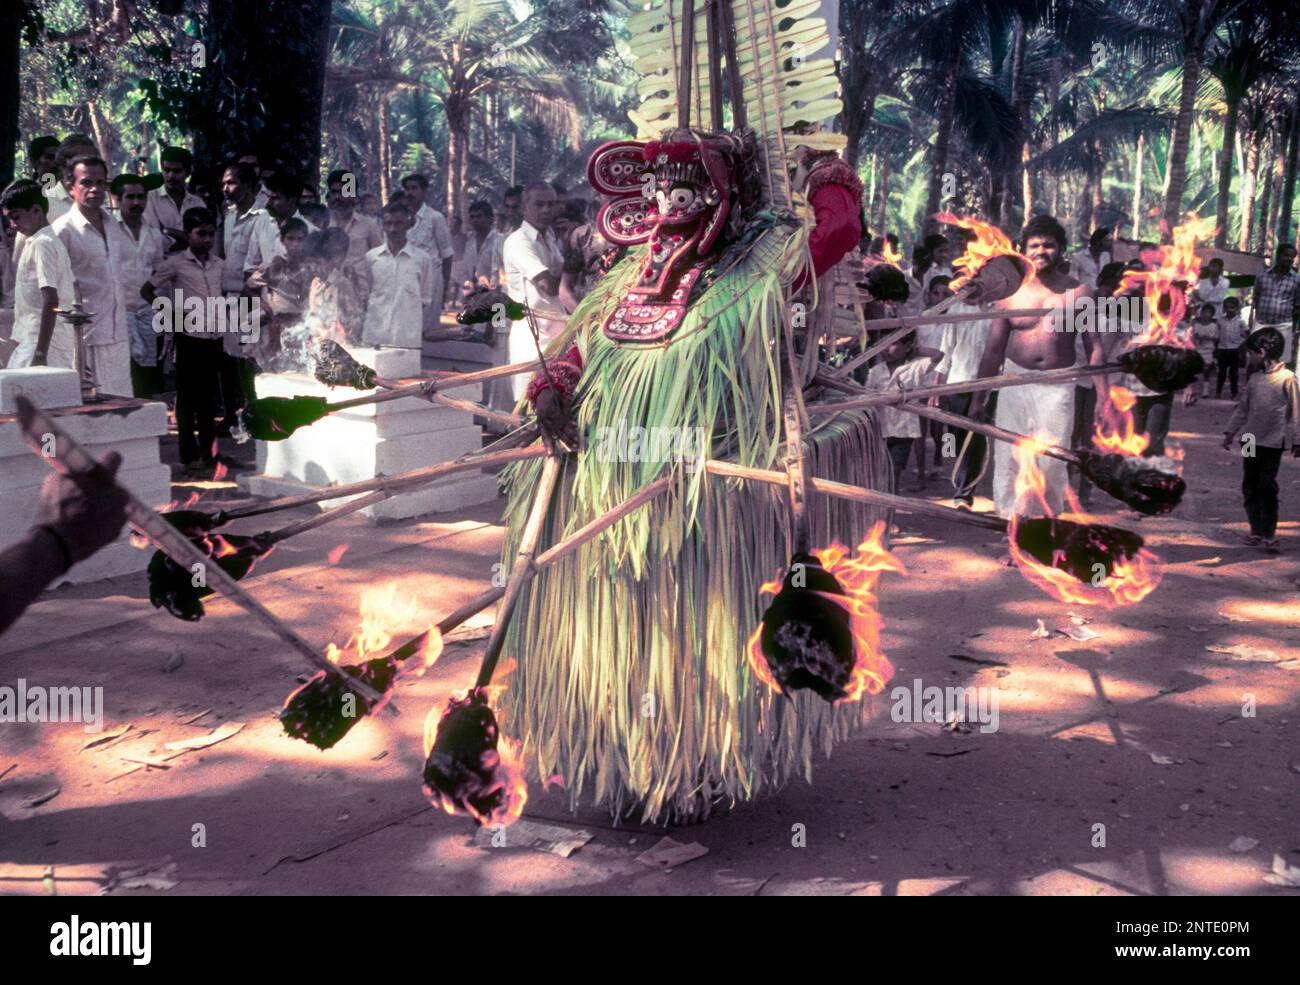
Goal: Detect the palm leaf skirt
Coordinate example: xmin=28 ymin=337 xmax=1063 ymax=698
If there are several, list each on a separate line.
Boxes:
xmin=498 ymin=224 xmax=892 ymax=823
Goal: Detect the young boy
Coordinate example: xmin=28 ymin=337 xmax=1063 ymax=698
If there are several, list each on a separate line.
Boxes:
xmin=865 ymin=332 xmax=944 ymax=491
xmin=1 ymin=179 xmax=76 ymax=370
xmin=1184 ymin=302 xmax=1219 ymax=406
xmin=1222 ymin=328 xmax=1300 ymax=550
xmin=1215 ymin=295 xmax=1247 ymax=399
xmin=142 ymin=207 xmax=225 ymax=477
xmin=246 ymin=217 xmax=312 ymax=367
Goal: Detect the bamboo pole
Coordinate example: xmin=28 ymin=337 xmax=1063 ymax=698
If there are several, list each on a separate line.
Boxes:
xmin=378 ymin=474 xmax=675 ymax=669
xmin=856 ymin=305 xmax=1053 ymax=333
xmin=892 ymin=398 xmax=1080 ymax=465
xmin=474 ymin=455 xmax=563 ymax=688
xmin=703 ymin=459 xmax=1008 ymax=532
xmin=808 ymin=363 xmax=1115 ymax=416
xmin=13 ymin=397 xmax=384 ymax=707
xmin=211 ymin=443 xmax=546 ymax=524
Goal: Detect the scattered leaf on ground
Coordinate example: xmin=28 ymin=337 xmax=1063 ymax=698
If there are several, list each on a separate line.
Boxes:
xmin=162 ymin=721 xmax=243 ymax=752
xmin=21 ymin=786 xmax=61 ymax=808
xmin=176 ymin=709 xmax=211 ymax=726
xmin=1059 ymin=625 xmax=1100 ymax=642
xmin=82 ymin=724 xmax=132 ymax=750
xmin=473 ymin=818 xmax=594 ymax=858
xmin=1149 ymin=753 xmax=1177 ymax=766
xmin=1229 ymin=836 xmax=1259 ymax=853
xmin=1263 ymin=855 xmax=1300 ymax=888
xmin=162 ymin=653 xmax=184 ymax=673
xmin=636 ymin=836 xmax=709 ymax=869
xmin=1206 ymin=643 xmax=1283 ymax=664
xmin=1031 ymin=619 xmax=1051 ymax=639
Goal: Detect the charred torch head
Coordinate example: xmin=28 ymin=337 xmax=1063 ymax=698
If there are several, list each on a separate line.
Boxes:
xmin=1117 ymin=345 xmax=1205 ymax=393
xmin=422 ymin=687 xmax=520 ymax=825
xmin=280 ymin=656 xmax=394 ymax=749
xmin=757 ymin=553 xmax=856 ymax=701
xmin=1076 ymin=450 xmax=1186 ymax=516
xmin=312 ymin=339 xmax=377 ymax=390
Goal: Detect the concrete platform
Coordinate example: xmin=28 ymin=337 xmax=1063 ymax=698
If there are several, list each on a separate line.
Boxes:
xmin=242 ymin=345 xmax=502 ymax=520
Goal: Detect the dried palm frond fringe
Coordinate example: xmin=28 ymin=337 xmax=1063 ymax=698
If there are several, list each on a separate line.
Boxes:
xmin=498 ymin=224 xmax=892 ymax=824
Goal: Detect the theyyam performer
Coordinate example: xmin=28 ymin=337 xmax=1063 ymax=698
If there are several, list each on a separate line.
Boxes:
xmin=494 ymin=0 xmax=894 ymax=823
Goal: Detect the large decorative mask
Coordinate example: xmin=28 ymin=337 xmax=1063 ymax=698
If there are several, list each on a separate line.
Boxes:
xmin=588 ymin=131 xmax=741 ymax=343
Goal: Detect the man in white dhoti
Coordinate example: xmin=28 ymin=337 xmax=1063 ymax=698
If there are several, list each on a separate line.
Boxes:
xmin=970 ymin=214 xmax=1105 ymax=519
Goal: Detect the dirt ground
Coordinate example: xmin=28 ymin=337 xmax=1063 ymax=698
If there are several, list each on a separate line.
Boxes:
xmin=2 ymin=395 xmax=1298 ymax=897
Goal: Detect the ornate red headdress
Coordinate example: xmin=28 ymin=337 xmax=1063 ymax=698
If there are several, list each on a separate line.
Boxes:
xmin=587 ymin=130 xmax=747 ymax=342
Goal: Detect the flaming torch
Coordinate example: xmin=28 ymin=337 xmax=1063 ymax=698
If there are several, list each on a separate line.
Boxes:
xmin=747 ymin=522 xmax=905 ymax=701
xmin=1008 ymin=435 xmax=1161 ymax=607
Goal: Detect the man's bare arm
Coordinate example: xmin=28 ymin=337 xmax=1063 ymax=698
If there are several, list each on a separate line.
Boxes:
xmin=968 ymin=316 xmax=1011 ymax=419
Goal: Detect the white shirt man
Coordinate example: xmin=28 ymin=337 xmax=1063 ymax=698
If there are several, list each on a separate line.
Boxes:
xmin=7 ymin=226 xmax=76 ymax=367
xmin=144 ymin=185 xmax=205 ymax=237
xmin=502 ymin=219 xmax=569 ymax=399
xmin=335 ymin=209 xmax=383 ymax=267
xmin=115 ymin=217 xmax=165 ymax=369
xmin=463 ymin=226 xmax=505 ymax=288
xmin=362 ymin=240 xmax=434 ymax=350
xmin=410 ymin=202 xmax=454 ymax=325
xmin=52 ymin=207 xmax=132 ymax=396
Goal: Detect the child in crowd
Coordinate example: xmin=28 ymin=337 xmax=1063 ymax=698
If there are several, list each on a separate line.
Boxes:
xmin=1184 ymin=302 xmax=1219 ymax=406
xmin=246 ymin=216 xmax=312 ymax=367
xmin=864 ymin=332 xmax=944 ymax=491
xmin=1216 ymin=295 xmax=1248 ymax=399
xmin=142 ymin=207 xmax=225 ymax=477
xmin=1222 ymin=327 xmax=1300 ymax=550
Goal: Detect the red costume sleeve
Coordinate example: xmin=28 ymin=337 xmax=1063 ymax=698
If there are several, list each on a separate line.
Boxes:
xmin=793 ymin=183 xmax=863 ymax=294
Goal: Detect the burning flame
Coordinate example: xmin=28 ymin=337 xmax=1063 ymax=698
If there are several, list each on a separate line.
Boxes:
xmin=130 ymin=531 xmax=150 ymax=549
xmin=882 ymin=238 xmax=903 ymax=267
xmin=1007 ymin=435 xmax=1161 ymax=607
xmin=327 ymin=543 xmax=349 ymax=565
xmin=421 ymin=692 xmax=528 ymax=827
xmin=1092 ymin=386 xmax=1148 ymax=457
xmin=310 ymin=583 xmax=445 ymax=713
xmin=213 ymin=461 xmax=228 ymax=482
xmin=1119 ymin=213 xmax=1217 ymax=347
xmin=934 ymin=212 xmax=1036 ymax=294
xmin=746 ymin=521 xmax=906 ymax=702
xmin=204 ymin=533 xmax=240 ymax=560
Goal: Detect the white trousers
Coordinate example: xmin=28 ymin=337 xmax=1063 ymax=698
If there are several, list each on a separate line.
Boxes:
xmin=507 ymin=319 xmax=564 ymax=401
xmin=993 ymin=374 xmax=1075 ymax=518
xmin=8 ymin=338 xmax=77 ymax=370
xmin=85 ymin=340 xmax=133 ymax=398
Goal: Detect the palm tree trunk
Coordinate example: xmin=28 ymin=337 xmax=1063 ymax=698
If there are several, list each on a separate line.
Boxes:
xmin=1132 ymin=132 xmax=1145 ymax=240
xmin=998 ymin=14 xmax=1029 ymax=230
xmin=1255 ymin=127 xmax=1276 ymax=252
xmin=1049 ymin=57 xmax=1061 ymax=217
xmin=875 ymin=152 xmax=891 ymax=235
xmin=1239 ymin=125 xmax=1261 ymax=251
xmin=378 ymin=97 xmax=391 ymax=202
xmin=1278 ymin=89 xmax=1300 ymax=247
xmin=923 ymin=44 xmax=961 ymax=233
xmin=1214 ymin=91 xmax=1241 ymax=248
xmin=1162 ymin=40 xmax=1204 ymax=237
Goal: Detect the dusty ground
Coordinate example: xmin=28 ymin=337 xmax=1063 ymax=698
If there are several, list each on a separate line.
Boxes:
xmin=2 ymin=396 xmax=1298 ymax=896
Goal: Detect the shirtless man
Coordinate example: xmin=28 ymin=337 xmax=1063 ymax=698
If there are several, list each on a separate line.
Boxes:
xmin=969 ymin=214 xmax=1105 ymax=517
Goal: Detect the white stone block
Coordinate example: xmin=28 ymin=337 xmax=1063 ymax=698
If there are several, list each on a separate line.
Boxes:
xmin=0 ymin=367 xmax=82 ymax=413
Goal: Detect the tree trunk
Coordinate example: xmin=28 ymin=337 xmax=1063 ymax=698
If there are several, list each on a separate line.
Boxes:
xmin=1239 ymin=125 xmax=1260 ymax=251
xmin=1214 ymin=91 xmax=1240 ymax=247
xmin=193 ymin=0 xmax=333 ymax=183
xmin=1049 ymin=57 xmax=1061 ymax=218
xmin=1277 ymin=89 xmax=1300 ymax=248
xmin=1255 ymin=127 xmax=1276 ymax=253
xmin=444 ymin=45 xmax=471 ymax=224
xmin=0 ymin=0 xmax=20 ymax=187
xmin=1131 ymin=132 xmax=1145 ymax=239
xmin=86 ymin=100 xmax=113 ymax=170
xmin=1162 ymin=40 xmax=1203 ymax=237
xmin=923 ymin=44 xmax=961 ymax=234
xmin=378 ymin=97 xmax=391 ymax=202
xmin=875 ymin=152 xmax=891 ymax=235
xmin=1000 ymin=15 xmax=1027 ymax=231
